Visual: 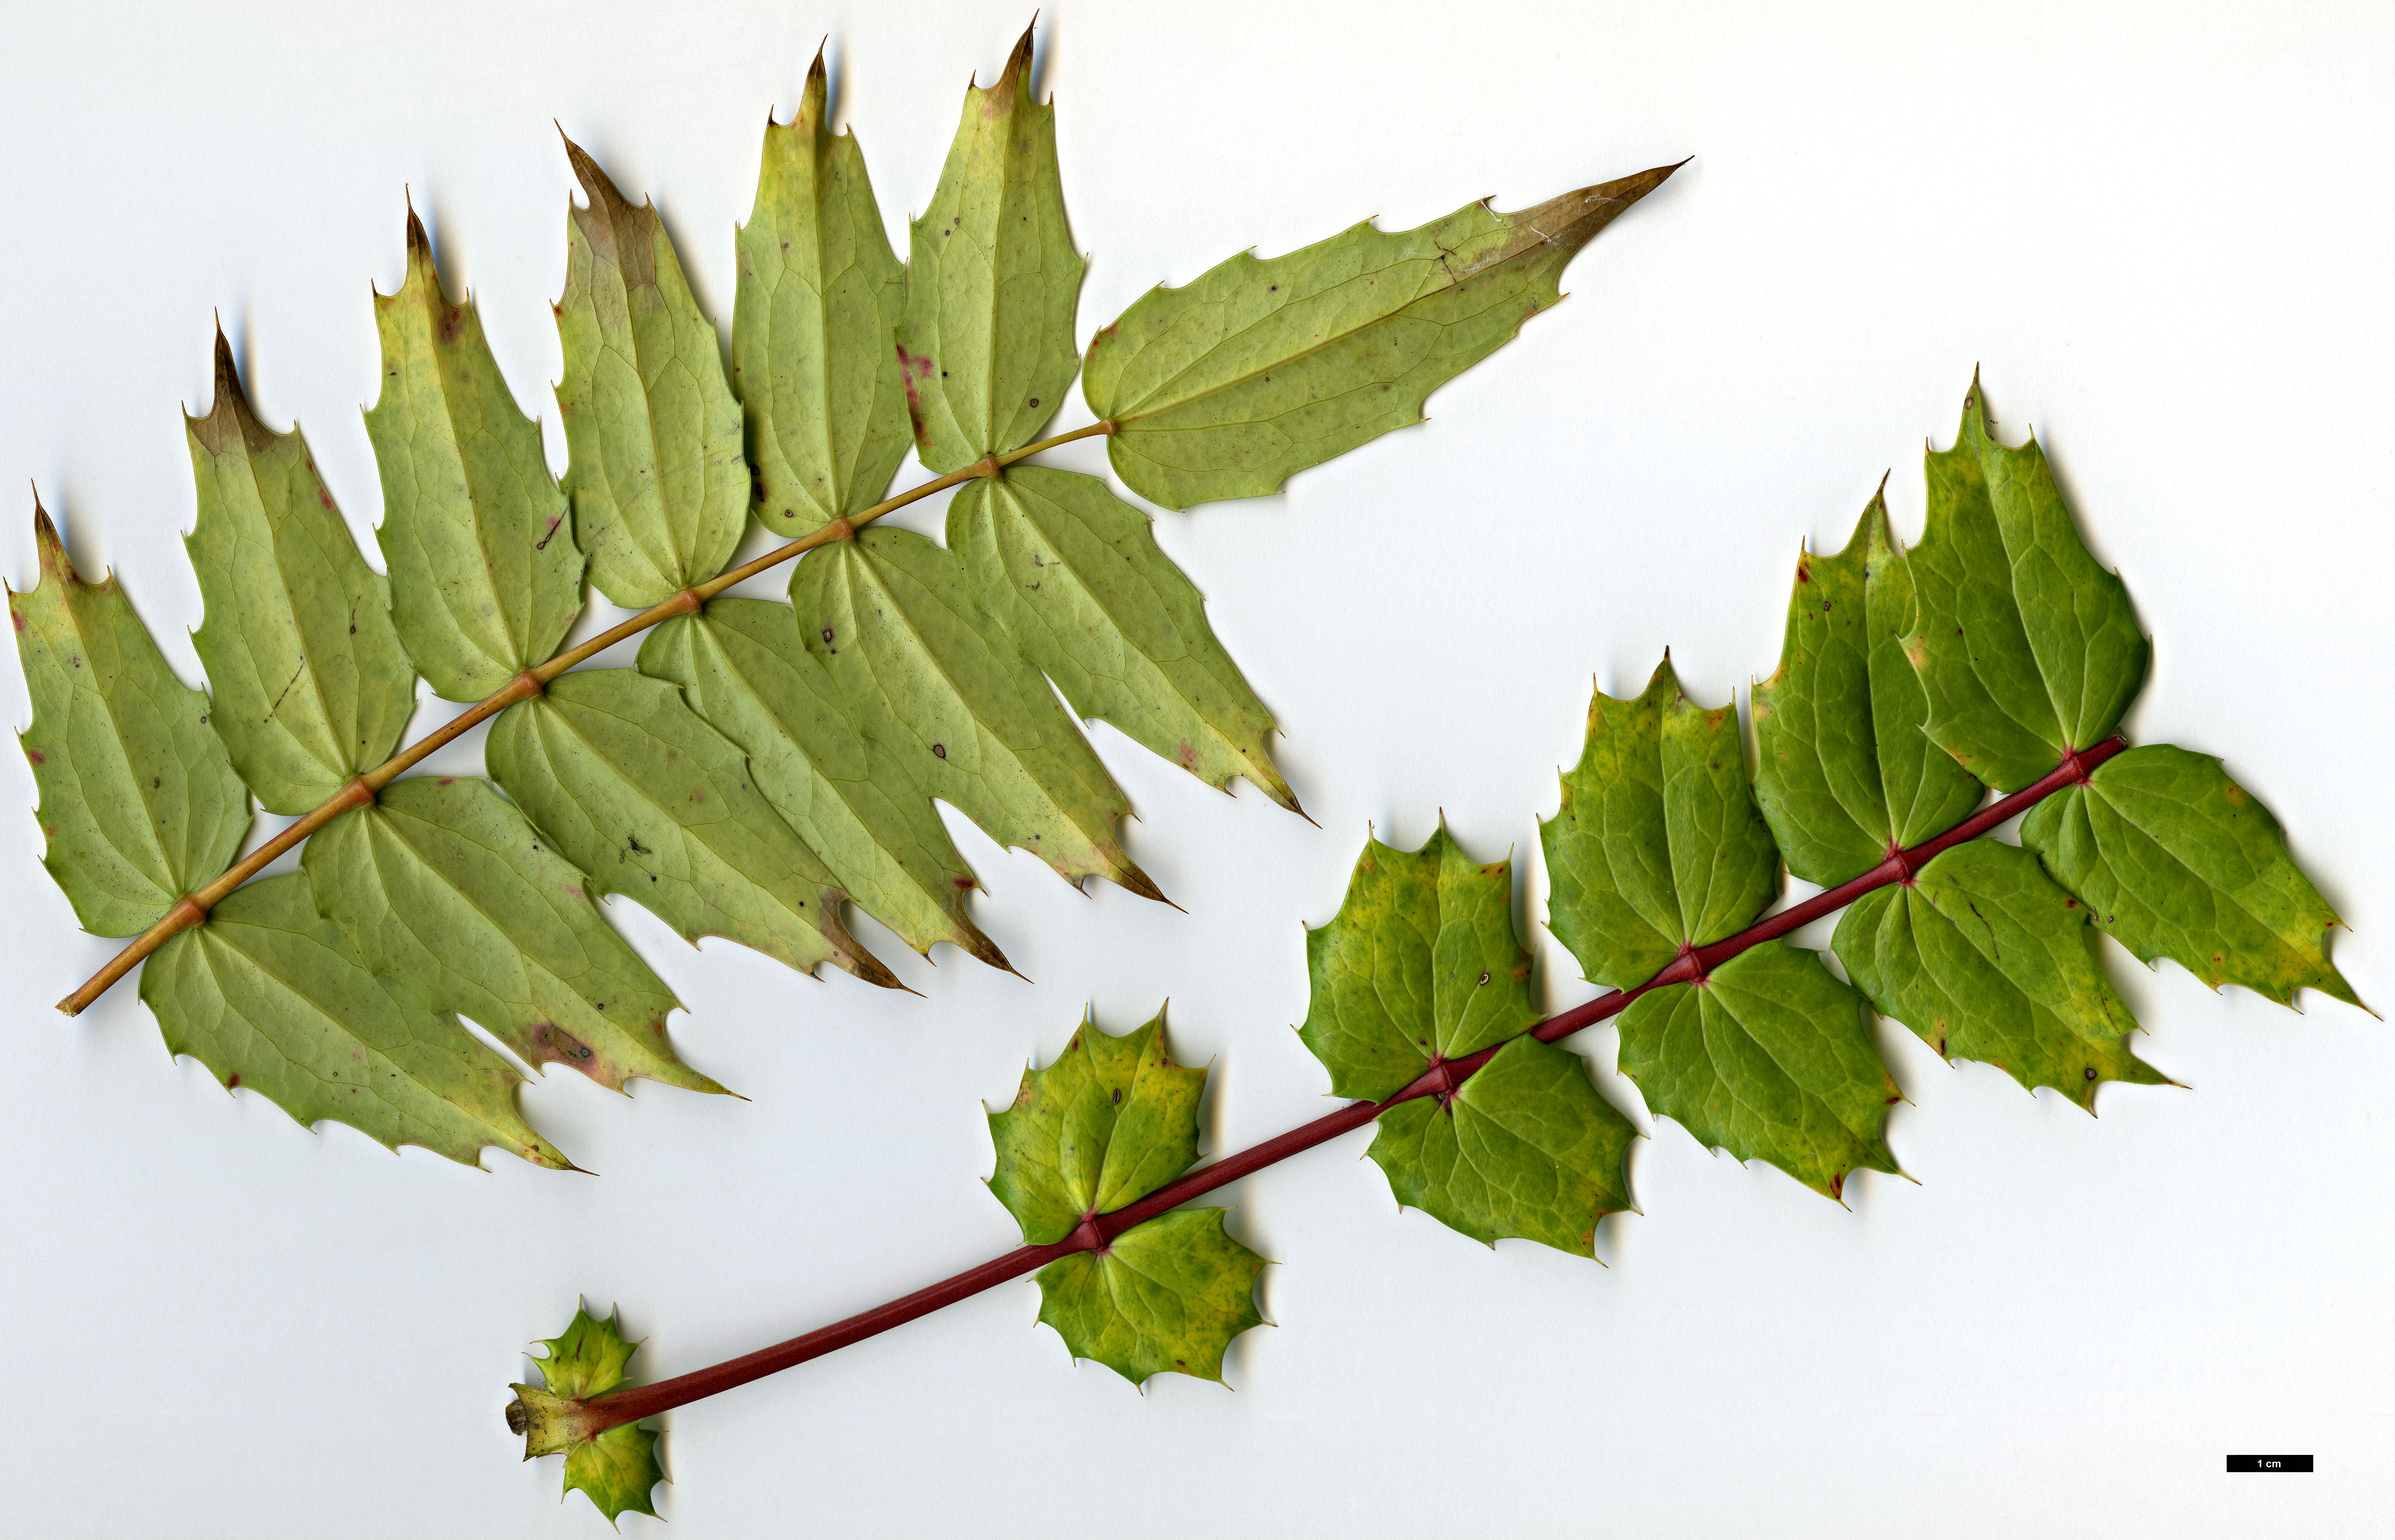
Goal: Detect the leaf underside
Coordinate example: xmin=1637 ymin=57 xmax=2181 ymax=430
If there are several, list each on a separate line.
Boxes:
xmin=186 ymin=331 xmax=417 ymax=815
xmin=1084 ymin=165 xmax=1682 ymax=510
xmin=303 ymin=776 xmax=718 ymax=1096
xmin=11 ymin=506 xmax=249 ymax=938
xmin=140 ymin=872 xmax=568 ymax=1169
xmin=17 ymin=28 xmax=1687 ymax=1182
xmin=366 ymin=210 xmax=582 ymax=703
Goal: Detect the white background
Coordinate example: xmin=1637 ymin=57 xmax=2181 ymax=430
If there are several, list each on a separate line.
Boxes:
xmin=1 ymin=2 xmax=2388 ymax=1534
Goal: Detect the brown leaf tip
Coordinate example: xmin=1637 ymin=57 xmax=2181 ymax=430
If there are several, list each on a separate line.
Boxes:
xmin=556 ymin=130 xmax=632 ymax=218
xmin=29 ymin=492 xmax=81 ymax=588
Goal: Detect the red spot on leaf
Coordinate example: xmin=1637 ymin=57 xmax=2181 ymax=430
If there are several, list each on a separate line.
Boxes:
xmin=25 ymin=749 xmax=43 ymax=764
xmin=226 ymin=1072 xmax=241 ymax=1088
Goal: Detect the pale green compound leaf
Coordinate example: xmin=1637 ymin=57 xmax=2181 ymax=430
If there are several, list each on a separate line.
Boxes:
xmin=896 ymin=26 xmax=1084 ymax=474
xmin=1082 ymin=164 xmax=1680 ymax=511
xmin=185 ymin=333 xmax=416 ymax=815
xmin=1032 ymin=1209 xmax=1266 ymax=1387
xmin=1368 ymin=1035 xmax=1634 ymax=1257
xmin=1616 ymin=943 xmax=1900 ymax=1199
xmin=139 ymin=872 xmax=570 ymax=1169
xmin=1835 ymin=839 xmax=2163 ymax=1107
xmin=510 ymin=1304 xmax=664 ymax=1528
xmin=9 ymin=503 xmax=248 ymax=936
xmin=1905 ymin=381 xmax=2149 ymax=791
xmin=366 ymin=209 xmax=582 ymax=702
xmin=1540 ymin=657 xmax=1779 ymax=990
xmin=640 ymin=600 xmax=1007 ymax=967
xmin=1295 ymin=823 xmax=1538 ymax=1103
xmin=987 ymin=1013 xmax=1267 ymax=1387
xmin=950 ymin=465 xmax=1295 ymax=810
xmin=555 ymin=138 xmax=747 ymax=608
xmin=734 ymin=49 xmax=912 ymax=535
xmin=1751 ymin=488 xmax=1981 ymax=886
xmin=486 ymin=668 xmax=898 ymax=986
xmin=304 ymin=775 xmax=721 ymax=1094
xmin=2021 ymin=744 xmax=2360 ymax=1008
xmin=791 ymin=529 xmax=1160 ymax=899
xmin=987 ymin=1012 xmax=1206 ymax=1245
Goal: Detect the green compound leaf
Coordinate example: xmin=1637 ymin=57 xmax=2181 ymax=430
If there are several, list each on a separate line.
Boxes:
xmin=140 ymin=873 xmax=569 ymax=1169
xmin=1083 ymin=164 xmax=1679 ymax=511
xmin=987 ymin=1012 xmax=1205 ymax=1246
xmin=1541 ymin=658 xmax=1779 ymax=990
xmin=1296 ymin=823 xmax=1538 ymax=1103
xmin=1905 ymin=380 xmax=2149 ymax=791
xmin=1752 ymin=489 xmax=1981 ymax=886
xmin=1835 ymin=839 xmax=2163 ymax=1108
xmin=896 ymin=26 xmax=1084 ymax=474
xmin=2021 ymin=744 xmax=2359 ymax=1008
xmin=791 ymin=530 xmax=1159 ymax=899
xmin=304 ymin=776 xmax=721 ymax=1094
xmin=366 ymin=208 xmax=582 ymax=702
xmin=734 ymin=49 xmax=912 ymax=536
xmin=185 ymin=333 xmax=416 ymax=815
xmin=555 ymin=138 xmax=746 ymax=608
xmin=10 ymin=502 xmax=248 ymax=936
xmin=950 ymin=465 xmax=1295 ymax=810
xmin=640 ymin=600 xmax=1006 ymax=968
xmin=510 ymin=1304 xmax=664 ymax=1528
xmin=1368 ymin=1035 xmax=1634 ymax=1256
xmin=1033 ymin=1208 xmax=1266 ymax=1387
xmin=1617 ymin=943 xmax=1900 ymax=1200
xmin=486 ymin=668 xmax=897 ymax=986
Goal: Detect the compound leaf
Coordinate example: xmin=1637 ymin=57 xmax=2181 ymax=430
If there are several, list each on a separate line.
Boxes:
xmin=1541 ymin=658 xmax=1779 ymax=990
xmin=1617 ymin=942 xmax=1900 ymax=1199
xmin=1296 ymin=824 xmax=1537 ymax=1103
xmin=1033 ymin=1209 xmax=1266 ymax=1387
xmin=1835 ymin=839 xmax=2163 ymax=1107
xmin=1368 ymin=1034 xmax=1633 ymax=1256
xmin=486 ymin=668 xmax=896 ymax=985
xmin=1752 ymin=490 xmax=1980 ymax=886
xmin=185 ymin=332 xmax=416 ymax=815
xmin=304 ymin=775 xmax=720 ymax=1094
xmin=950 ymin=465 xmax=1294 ymax=809
xmin=366 ymin=209 xmax=582 ymax=702
xmin=987 ymin=1012 xmax=1205 ymax=1246
xmin=1906 ymin=381 xmax=2148 ymax=791
xmin=896 ymin=26 xmax=1084 ymax=474
xmin=733 ymin=49 xmax=912 ymax=536
xmin=139 ymin=872 xmax=568 ymax=1169
xmin=555 ymin=138 xmax=746 ymax=608
xmin=2021 ymin=744 xmax=2358 ymax=1008
xmin=791 ymin=530 xmax=1158 ymax=899
xmin=639 ymin=600 xmax=1006 ymax=967
xmin=509 ymin=1305 xmax=663 ymax=1527
xmin=10 ymin=502 xmax=248 ymax=936
xmin=1083 ymin=165 xmax=1680 ymax=510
